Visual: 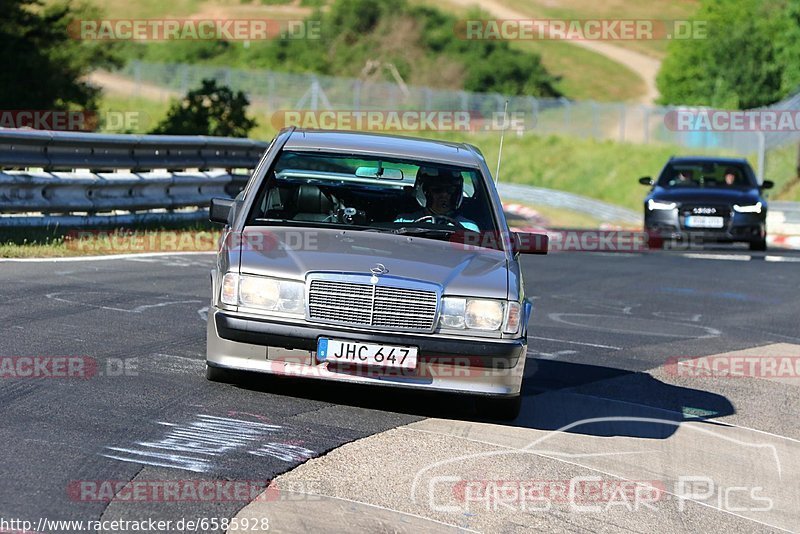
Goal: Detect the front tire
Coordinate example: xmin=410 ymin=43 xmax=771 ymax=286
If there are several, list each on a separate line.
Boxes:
xmin=478 ymin=395 xmax=522 ymax=421
xmin=206 ymin=363 xmax=237 ymax=384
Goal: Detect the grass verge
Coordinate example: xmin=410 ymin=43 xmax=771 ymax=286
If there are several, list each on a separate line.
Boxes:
xmin=0 ymin=225 xmax=220 ymax=258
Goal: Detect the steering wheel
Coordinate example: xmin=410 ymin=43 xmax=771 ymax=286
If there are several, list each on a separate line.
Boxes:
xmin=412 ymin=214 xmax=463 ymax=227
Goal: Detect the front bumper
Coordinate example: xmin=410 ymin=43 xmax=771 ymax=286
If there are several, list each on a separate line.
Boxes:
xmin=206 ymin=309 xmax=527 ymax=396
xmin=645 ymin=210 xmax=766 ymax=244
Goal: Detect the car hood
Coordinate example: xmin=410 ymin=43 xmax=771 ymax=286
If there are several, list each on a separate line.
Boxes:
xmin=651 ymin=187 xmax=762 ymax=204
xmin=236 ymin=226 xmax=510 ymax=299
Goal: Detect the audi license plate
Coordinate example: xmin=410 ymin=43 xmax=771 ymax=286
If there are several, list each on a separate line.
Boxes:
xmin=317 ymin=338 xmax=418 ymax=370
xmin=685 ymin=215 xmax=724 ymax=228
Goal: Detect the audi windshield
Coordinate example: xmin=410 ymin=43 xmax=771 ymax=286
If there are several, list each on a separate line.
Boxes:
xmin=656 ymin=162 xmax=758 ymax=189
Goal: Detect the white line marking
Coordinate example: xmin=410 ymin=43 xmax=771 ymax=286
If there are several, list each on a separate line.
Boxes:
xmin=0 ymin=251 xmax=215 ymax=263
xmin=528 ymin=335 xmax=621 ymax=350
xmin=765 ymin=255 xmax=800 ymax=263
xmin=652 ymin=311 xmax=703 ymax=323
xmin=682 ymin=253 xmax=751 ymax=261
xmin=46 ymin=292 xmax=202 ymax=313
xmin=548 ymin=313 xmax=721 ymax=338
xmin=198 ymin=306 xmax=209 ymax=322
xmin=527 ymin=349 xmax=577 ymax=360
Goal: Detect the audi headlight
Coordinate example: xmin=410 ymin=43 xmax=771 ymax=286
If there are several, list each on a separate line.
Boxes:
xmin=647 ymin=199 xmax=677 ymax=211
xmin=440 ymin=297 xmax=520 ymax=333
xmin=220 ymin=273 xmax=304 ymax=315
xmin=733 ymin=202 xmax=762 ymax=214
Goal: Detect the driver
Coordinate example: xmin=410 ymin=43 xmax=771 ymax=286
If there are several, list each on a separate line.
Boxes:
xmin=394 ymin=167 xmax=479 ymax=231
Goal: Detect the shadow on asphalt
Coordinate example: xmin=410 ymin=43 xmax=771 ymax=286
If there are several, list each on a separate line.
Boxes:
xmin=514 ymin=359 xmax=734 ymax=439
xmin=216 ymin=357 xmax=734 ymax=441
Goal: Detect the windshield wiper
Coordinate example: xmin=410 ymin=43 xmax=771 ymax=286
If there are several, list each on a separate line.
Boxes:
xmin=392 ymin=226 xmax=457 ymax=237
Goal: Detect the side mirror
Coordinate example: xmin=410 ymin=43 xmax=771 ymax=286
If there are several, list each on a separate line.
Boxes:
xmin=761 ymin=180 xmax=774 ymax=190
xmin=512 ymin=232 xmax=548 ymax=255
xmin=209 ymin=197 xmax=234 ymax=224
xmin=639 ymin=177 xmax=653 ymax=186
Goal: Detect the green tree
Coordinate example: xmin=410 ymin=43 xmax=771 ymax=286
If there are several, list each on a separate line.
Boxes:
xmin=151 ymin=79 xmax=257 ymax=137
xmin=657 ymin=0 xmax=786 ymax=109
xmin=0 ymin=0 xmax=120 ymax=111
xmin=777 ymin=1 xmax=800 ymax=94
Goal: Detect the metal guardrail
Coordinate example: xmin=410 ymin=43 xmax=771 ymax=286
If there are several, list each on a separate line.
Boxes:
xmin=497 ymin=183 xmax=641 ymax=225
xmin=0 ymin=129 xmax=266 ymax=226
xmin=0 ymin=129 xmax=267 ymax=171
xmin=2 ymin=129 xmax=799 ymax=234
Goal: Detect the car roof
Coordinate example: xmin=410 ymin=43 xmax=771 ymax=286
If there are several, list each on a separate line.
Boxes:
xmin=667 ymin=156 xmax=751 ymax=166
xmin=282 ymin=129 xmax=483 ymax=167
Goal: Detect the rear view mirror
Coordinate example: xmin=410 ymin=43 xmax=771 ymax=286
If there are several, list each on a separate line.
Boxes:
xmin=513 ymin=232 xmax=548 ymax=255
xmin=639 ymin=177 xmax=653 ymax=185
xmin=209 ymin=197 xmax=234 ymax=224
xmin=761 ymin=180 xmax=774 ymax=189
xmin=355 ymin=166 xmax=404 ymax=180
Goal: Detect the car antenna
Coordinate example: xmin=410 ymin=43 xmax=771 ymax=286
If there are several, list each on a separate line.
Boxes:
xmin=495 ymin=100 xmax=509 ymax=184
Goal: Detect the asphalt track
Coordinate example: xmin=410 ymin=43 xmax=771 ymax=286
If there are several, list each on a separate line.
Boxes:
xmin=1 ymin=246 xmax=799 ymax=533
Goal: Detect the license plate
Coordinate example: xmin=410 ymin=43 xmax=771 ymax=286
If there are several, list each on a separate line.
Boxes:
xmin=685 ymin=215 xmax=724 ymax=228
xmin=317 ymin=338 xmax=418 ymax=370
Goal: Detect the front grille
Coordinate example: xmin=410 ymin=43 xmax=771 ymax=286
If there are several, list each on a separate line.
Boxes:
xmin=679 ymin=204 xmax=731 ymax=231
xmin=307 ymin=277 xmax=438 ymax=332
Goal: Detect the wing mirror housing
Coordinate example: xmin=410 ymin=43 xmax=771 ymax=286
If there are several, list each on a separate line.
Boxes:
xmin=639 ymin=177 xmax=653 ymax=186
xmin=512 ymin=232 xmax=549 ymax=255
xmin=209 ymin=197 xmax=235 ymax=224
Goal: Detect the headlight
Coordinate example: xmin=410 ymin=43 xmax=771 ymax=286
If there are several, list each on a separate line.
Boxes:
xmin=466 ymin=300 xmax=504 ymax=330
xmin=733 ymin=202 xmax=762 ymax=214
xmin=440 ymin=297 xmax=466 ymax=329
xmin=220 ymin=273 xmax=304 ymax=315
xmin=647 ymin=199 xmax=677 ymax=210
xmin=440 ymin=297 xmax=518 ymax=332
xmin=239 ymin=276 xmax=280 ymax=309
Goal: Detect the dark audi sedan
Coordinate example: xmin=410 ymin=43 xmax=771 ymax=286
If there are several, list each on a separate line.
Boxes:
xmin=640 ymin=157 xmax=774 ymax=251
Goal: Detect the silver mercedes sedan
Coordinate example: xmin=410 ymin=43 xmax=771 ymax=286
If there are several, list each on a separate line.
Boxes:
xmin=205 ymin=128 xmax=547 ymax=419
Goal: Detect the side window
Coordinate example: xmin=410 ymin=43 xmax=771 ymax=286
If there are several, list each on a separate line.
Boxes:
xmin=462 ymin=172 xmax=476 ymax=198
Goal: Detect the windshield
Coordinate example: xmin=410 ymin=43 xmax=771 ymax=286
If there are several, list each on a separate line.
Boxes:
xmin=657 ymin=162 xmax=757 ymax=189
xmin=247 ymin=150 xmax=501 ymax=248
